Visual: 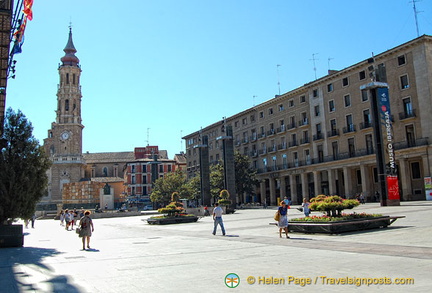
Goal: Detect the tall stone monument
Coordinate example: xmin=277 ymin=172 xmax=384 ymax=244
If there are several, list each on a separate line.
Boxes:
xmin=194 ymin=134 xmax=211 ymax=206
xmin=217 ymin=123 xmax=236 ymax=210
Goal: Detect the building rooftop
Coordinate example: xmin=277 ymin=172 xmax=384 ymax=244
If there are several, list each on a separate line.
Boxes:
xmin=83 ymin=151 xmax=135 ymax=163
xmin=91 ymin=177 xmax=124 ymax=183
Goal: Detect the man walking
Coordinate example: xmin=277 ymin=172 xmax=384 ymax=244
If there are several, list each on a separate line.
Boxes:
xmin=212 ymin=203 xmax=226 ymax=236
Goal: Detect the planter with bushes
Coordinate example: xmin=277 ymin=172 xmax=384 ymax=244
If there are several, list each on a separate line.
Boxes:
xmin=147 ymin=192 xmax=199 ymax=225
xmin=288 ymin=195 xmax=404 ymax=234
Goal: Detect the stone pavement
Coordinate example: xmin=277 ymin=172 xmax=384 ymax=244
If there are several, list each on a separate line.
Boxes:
xmin=1 ymin=201 xmax=431 ymax=293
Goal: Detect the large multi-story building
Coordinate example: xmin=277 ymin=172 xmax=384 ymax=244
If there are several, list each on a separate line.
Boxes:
xmin=183 ymin=35 xmax=432 ymax=206
xmin=124 ymin=146 xmax=186 ymax=206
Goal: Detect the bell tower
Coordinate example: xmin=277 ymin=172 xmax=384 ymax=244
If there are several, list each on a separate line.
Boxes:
xmin=43 ymin=27 xmax=85 ymax=204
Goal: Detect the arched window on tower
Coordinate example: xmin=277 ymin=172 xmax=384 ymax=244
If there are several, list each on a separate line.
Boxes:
xmin=65 ymin=99 xmax=69 ymax=111
xmin=73 ymin=74 xmax=76 ymax=85
xmin=66 ymin=73 xmax=69 ymax=84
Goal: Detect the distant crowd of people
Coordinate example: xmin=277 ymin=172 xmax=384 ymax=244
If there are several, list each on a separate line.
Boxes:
xmin=59 ymin=208 xmax=84 ymax=230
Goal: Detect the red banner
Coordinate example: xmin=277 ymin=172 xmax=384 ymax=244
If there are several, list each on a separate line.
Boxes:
xmin=386 ymin=175 xmax=400 ymax=200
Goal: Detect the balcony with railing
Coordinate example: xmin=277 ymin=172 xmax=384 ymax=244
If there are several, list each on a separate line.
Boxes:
xmin=300 ymin=137 xmax=310 ymax=144
xmin=313 ymin=133 xmax=324 ymax=141
xmin=288 ymin=140 xmax=298 ymax=147
xmin=277 ymin=125 xmax=286 ymax=133
xmin=298 ymin=118 xmax=309 ymax=127
xmin=253 ymin=137 xmax=429 ymax=175
xmin=343 ymin=124 xmax=356 ymax=134
xmin=399 ymin=109 xmax=416 ymax=120
xmin=394 ymin=137 xmax=428 ymax=150
xmin=327 ymin=129 xmax=340 ymax=138
xmin=278 ymin=143 xmax=287 ymax=150
xmin=255 ymin=147 xmax=379 ymax=174
xmin=287 ymin=122 xmax=297 ymax=130
xmin=268 ymin=145 xmax=277 ymax=153
xmin=267 ymin=129 xmax=276 ymax=136
xmin=359 ymin=121 xmax=372 ymax=130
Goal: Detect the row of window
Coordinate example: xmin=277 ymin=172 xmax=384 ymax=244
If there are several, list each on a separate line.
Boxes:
xmin=240 ymin=73 xmax=410 ymax=127
xmin=130 ymin=174 xmax=163 ymax=185
xmin=249 ymin=127 xmax=417 ymax=173
xmin=130 ymin=164 xmax=172 ymax=173
xmin=231 ymin=57 xmax=409 ymax=129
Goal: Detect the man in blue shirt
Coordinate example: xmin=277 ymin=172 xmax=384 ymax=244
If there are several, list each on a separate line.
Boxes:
xmin=212 ymin=203 xmax=226 ymax=236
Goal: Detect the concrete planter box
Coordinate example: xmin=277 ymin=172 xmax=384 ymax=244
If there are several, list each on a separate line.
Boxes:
xmin=147 ymin=215 xmax=199 ymax=225
xmin=288 ymin=216 xmax=404 ymax=234
xmin=0 ymin=224 xmax=24 ymax=248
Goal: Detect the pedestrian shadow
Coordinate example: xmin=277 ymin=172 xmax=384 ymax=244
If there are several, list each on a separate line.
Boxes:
xmin=0 ymin=246 xmax=83 ymax=293
xmin=44 ymin=275 xmax=81 ymax=292
xmin=84 ymin=248 xmax=100 ymax=252
xmin=224 ymin=234 xmax=239 ymax=237
xmin=287 ymin=237 xmax=314 ymax=241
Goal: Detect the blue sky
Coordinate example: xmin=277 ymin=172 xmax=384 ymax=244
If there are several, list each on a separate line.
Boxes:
xmin=6 ymin=0 xmax=432 ymax=158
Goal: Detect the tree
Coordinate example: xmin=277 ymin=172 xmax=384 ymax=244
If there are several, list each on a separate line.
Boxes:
xmin=209 ymin=152 xmax=259 ymax=201
xmin=185 ymin=174 xmax=200 ymax=201
xmin=234 ymin=152 xmax=259 ymax=200
xmin=0 ymin=108 xmax=51 ymax=225
xmin=210 ymin=163 xmax=224 ymax=199
xmin=150 ymin=169 xmax=192 ymax=205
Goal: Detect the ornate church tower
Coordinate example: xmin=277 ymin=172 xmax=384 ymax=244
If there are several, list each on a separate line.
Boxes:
xmin=43 ymin=27 xmax=85 ymax=204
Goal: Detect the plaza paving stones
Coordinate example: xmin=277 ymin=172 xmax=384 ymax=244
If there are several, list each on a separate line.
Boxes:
xmin=1 ymin=201 xmax=431 ymax=292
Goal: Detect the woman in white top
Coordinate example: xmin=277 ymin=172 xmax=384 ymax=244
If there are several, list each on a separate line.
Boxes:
xmin=302 ymin=198 xmax=311 ymax=217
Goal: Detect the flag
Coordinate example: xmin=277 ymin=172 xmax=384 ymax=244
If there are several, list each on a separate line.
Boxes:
xmin=13 ymin=17 xmax=27 ymax=42
xmin=23 ymin=0 xmax=33 ymax=21
xmin=12 ymin=37 xmax=24 ymax=54
xmin=12 ymin=17 xmax=27 ymax=54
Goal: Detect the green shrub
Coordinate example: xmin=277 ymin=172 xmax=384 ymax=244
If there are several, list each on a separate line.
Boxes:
xmin=218 ymin=189 xmax=232 ymax=206
xmin=156 ymin=192 xmax=185 ymax=217
xmin=309 ymin=195 xmax=360 ymax=217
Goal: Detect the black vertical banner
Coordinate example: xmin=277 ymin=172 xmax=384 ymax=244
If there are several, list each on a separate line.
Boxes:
xmin=377 ymin=87 xmax=399 ymax=201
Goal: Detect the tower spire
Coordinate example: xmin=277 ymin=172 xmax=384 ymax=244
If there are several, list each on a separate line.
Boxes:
xmin=61 ymin=26 xmax=79 ymax=66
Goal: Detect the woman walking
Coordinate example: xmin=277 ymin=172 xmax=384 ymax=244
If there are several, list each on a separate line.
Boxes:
xmin=277 ymin=201 xmax=289 ymax=238
xmin=302 ymin=198 xmax=311 ymax=217
xmin=79 ymin=210 xmax=94 ymax=250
